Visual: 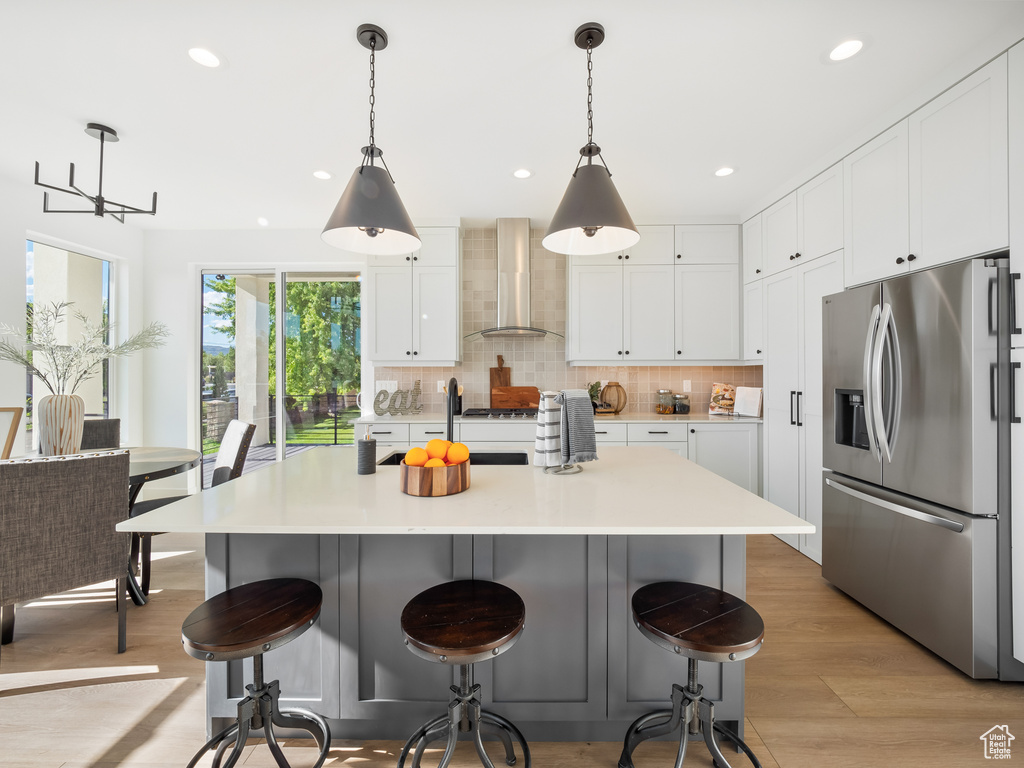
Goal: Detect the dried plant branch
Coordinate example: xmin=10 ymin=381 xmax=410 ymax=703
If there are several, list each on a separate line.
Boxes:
xmin=0 ymin=301 xmax=169 ymax=396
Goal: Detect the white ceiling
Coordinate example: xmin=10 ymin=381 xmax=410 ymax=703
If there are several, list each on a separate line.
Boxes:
xmin=2 ymin=1 xmax=1023 ymax=233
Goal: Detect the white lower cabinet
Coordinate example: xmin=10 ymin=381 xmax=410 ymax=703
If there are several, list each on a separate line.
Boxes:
xmin=763 ymin=251 xmax=844 ymax=564
xmin=460 ymin=421 xmax=537 ymax=448
xmin=593 ymin=422 xmax=627 ymax=446
xmin=625 ymin=423 xmax=689 ymax=457
xmin=410 ymin=423 xmax=458 ymax=443
xmin=365 ymin=423 xmax=410 ymax=447
xmin=686 ymin=423 xmax=759 ymax=494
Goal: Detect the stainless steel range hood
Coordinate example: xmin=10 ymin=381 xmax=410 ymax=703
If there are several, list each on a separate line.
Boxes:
xmin=469 ymin=218 xmax=563 ymax=339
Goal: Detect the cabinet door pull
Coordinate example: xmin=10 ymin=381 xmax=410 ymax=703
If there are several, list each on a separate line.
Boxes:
xmin=595 ymin=431 xmax=608 ymax=435
xmin=413 ymin=351 xmax=418 ymax=355
xmin=690 ymin=428 xmax=695 ymax=434
xmin=756 ymin=349 xmax=762 ymax=355
xmin=413 ymin=255 xmax=418 ymax=261
xmin=618 ymin=351 xmax=623 ymax=355
xmin=624 ymin=254 xmax=630 ymax=259
xmin=648 ymin=430 xmax=669 ymax=434
xmin=406 ymin=351 xmax=411 ymax=355
xmin=896 ymin=257 xmax=905 ymax=265
xmin=1012 ymin=361 xmax=1022 ymax=425
xmin=789 ymin=254 xmax=796 ymax=261
xmin=424 ymin=431 xmax=444 ymax=435
xmin=755 ymin=268 xmax=761 ymax=274
xmin=618 ymin=254 xmax=623 ymax=260
xmin=624 ymin=350 xmax=630 ymax=355
xmin=907 ymin=254 xmax=916 ymax=262
xmin=676 ymin=350 xmax=682 ymax=355
xmin=676 ymin=254 xmax=682 ymax=259
xmin=795 ymin=252 xmax=801 ymax=259
xmin=405 ymin=256 xmax=411 ymax=261
xmin=1011 ymin=273 xmax=1021 ymax=335
xmin=796 ymin=391 xmax=804 ymax=426
xmin=790 ymin=391 xmax=796 ymax=425
xmin=373 ymin=431 xmax=392 ymax=435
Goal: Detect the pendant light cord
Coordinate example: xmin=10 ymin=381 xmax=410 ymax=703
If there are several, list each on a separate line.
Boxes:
xmin=586 ymin=39 xmax=594 ymax=151
xmin=367 ymin=36 xmax=376 ymax=163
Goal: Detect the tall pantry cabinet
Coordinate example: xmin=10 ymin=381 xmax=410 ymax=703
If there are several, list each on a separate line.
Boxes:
xmin=763 ymin=252 xmax=843 ymax=564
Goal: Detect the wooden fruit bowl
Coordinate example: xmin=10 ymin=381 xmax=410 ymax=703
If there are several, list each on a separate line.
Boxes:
xmin=399 ymin=459 xmax=471 ymax=497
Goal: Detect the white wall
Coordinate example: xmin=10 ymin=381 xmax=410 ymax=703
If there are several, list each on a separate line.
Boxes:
xmin=0 ymin=175 xmax=145 ymax=455
xmin=140 ymin=229 xmax=365 ymax=455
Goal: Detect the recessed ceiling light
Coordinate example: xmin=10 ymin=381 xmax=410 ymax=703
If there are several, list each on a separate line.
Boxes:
xmin=513 ymin=169 xmax=532 ymax=179
xmin=257 ymin=217 xmax=269 ymax=227
xmin=188 ymin=48 xmax=221 ymax=68
xmin=829 ymin=40 xmax=863 ymax=61
xmin=715 ymin=167 xmax=734 ymax=177
xmin=313 ymin=170 xmax=332 ymax=180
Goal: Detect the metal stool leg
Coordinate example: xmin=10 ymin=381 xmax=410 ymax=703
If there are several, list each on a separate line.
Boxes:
xmin=619 ymin=684 xmax=687 ymax=768
xmin=479 ymin=710 xmax=531 ymax=768
xmin=479 ymin=718 xmax=516 ymax=765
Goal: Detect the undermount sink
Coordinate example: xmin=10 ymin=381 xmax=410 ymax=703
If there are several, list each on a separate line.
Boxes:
xmin=377 ymin=450 xmax=529 ymax=466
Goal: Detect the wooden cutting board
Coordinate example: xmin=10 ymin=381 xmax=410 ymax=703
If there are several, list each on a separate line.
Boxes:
xmin=490 ymin=386 xmax=541 ymax=409
xmin=489 ymin=355 xmax=511 ymax=407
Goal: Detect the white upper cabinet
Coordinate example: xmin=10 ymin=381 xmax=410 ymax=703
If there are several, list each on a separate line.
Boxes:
xmin=844 ymin=120 xmax=911 ymax=286
xmin=1011 ymin=42 xmax=1024 ymax=348
xmin=743 ymin=280 xmax=763 ymax=361
xmin=909 ymin=55 xmax=1008 ymax=270
xmin=572 ymin=225 xmax=674 ymax=266
xmin=675 ymin=264 xmax=740 ymax=360
xmin=742 ymin=215 xmax=763 ymax=284
xmin=845 ymin=56 xmax=1008 ymax=286
xmin=674 ymin=225 xmax=739 ymax=265
xmin=762 ymin=193 xmax=799 ymax=277
xmin=797 ymin=163 xmax=844 ymax=262
xmin=365 ymin=227 xmax=461 ymax=365
xmin=568 ymin=262 xmax=674 ymax=362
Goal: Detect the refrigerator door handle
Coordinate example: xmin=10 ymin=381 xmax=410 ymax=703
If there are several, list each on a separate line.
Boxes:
xmin=884 ymin=303 xmax=902 ymax=457
xmin=871 ymin=304 xmax=891 ymax=462
xmin=1012 ymin=272 xmax=1021 ymax=335
xmin=790 ymin=391 xmax=796 ymax=425
xmin=863 ymin=304 xmax=882 ymax=460
xmin=1013 ymin=361 xmax=1022 ymax=424
xmin=796 ymin=391 xmax=803 ymax=426
xmin=824 ymin=477 xmax=965 ymax=533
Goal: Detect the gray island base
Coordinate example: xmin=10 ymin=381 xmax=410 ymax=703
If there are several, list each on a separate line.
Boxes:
xmin=118 ymin=446 xmax=811 ymax=742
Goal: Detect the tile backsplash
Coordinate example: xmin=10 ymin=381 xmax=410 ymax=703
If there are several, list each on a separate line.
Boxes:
xmin=374 ymin=227 xmax=761 ymax=414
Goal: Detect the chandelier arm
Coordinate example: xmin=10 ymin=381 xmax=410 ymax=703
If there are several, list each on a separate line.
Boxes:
xmin=68 ymin=181 xmax=99 ymax=203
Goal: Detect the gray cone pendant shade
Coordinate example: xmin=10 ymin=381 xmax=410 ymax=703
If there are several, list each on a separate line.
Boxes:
xmin=543 ymin=23 xmax=639 ymax=256
xmin=321 ymin=24 xmax=421 ymax=256
xmin=321 ymin=162 xmax=420 ymax=255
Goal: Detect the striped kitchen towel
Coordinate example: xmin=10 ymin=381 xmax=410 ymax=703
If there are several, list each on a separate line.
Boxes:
xmin=534 ymin=391 xmax=562 ymax=467
xmin=555 ymin=389 xmax=598 ymax=465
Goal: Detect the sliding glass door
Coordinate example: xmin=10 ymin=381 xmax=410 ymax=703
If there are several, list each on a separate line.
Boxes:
xmin=200 ymin=270 xmax=361 ymax=484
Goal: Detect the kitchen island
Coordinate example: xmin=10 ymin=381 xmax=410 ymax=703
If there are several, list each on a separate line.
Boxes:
xmin=119 ymin=445 xmax=809 ymax=741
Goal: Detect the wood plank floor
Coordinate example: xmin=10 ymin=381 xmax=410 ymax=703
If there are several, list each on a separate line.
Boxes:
xmin=0 ymin=533 xmax=1021 ymax=767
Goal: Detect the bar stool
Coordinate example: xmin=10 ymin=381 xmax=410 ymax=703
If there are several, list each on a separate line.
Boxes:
xmin=618 ymin=581 xmax=764 ymax=768
xmin=181 ymin=578 xmax=332 ymax=768
xmin=398 ymin=579 xmax=531 ymax=768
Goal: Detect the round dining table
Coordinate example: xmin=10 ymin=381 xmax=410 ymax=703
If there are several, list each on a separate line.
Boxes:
xmin=121 ymin=447 xmax=202 ymax=605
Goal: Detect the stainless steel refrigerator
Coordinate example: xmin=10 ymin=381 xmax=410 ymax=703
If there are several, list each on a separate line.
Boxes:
xmin=821 ymin=255 xmax=1023 ymax=680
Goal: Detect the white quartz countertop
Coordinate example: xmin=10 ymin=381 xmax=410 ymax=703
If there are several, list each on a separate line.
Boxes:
xmin=117 ymin=445 xmax=809 ymax=537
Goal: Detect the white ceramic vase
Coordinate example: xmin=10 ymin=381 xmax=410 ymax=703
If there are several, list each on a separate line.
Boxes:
xmin=36 ymin=393 xmax=85 ymax=455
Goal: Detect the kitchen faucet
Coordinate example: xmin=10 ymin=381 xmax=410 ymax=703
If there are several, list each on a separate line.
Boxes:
xmin=447 ymin=377 xmax=458 ymax=443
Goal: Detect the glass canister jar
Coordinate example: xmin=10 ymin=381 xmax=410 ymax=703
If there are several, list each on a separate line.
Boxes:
xmin=673 ymin=394 xmax=690 ymax=414
xmin=656 ymin=389 xmax=675 ymax=414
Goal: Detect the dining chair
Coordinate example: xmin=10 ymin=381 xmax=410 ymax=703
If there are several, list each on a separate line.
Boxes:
xmin=130 ymin=419 xmax=255 ymax=594
xmin=0 ymin=451 xmax=131 ymax=665
xmin=80 ymin=418 xmax=121 ymax=450
xmin=0 ymin=407 xmax=23 ymax=460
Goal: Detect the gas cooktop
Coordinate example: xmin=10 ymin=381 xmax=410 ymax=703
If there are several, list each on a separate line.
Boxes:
xmin=461 ymin=408 xmax=538 ymax=419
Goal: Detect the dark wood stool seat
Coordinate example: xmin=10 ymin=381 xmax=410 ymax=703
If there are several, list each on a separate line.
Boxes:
xmin=181 ymin=578 xmax=330 ymax=768
xmin=631 ymin=581 xmax=764 ymax=663
xmin=401 ymin=579 xmax=526 ymax=664
xmin=620 ymin=582 xmax=765 ymax=768
xmin=398 ymin=580 xmax=531 ymax=768
xmin=182 ymin=577 xmax=322 ymax=661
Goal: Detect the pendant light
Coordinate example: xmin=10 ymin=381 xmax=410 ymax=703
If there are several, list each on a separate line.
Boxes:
xmin=322 ymin=24 xmax=421 ymax=255
xmin=543 ymin=23 xmax=639 ymax=256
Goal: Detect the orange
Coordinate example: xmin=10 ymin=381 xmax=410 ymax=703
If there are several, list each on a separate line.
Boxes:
xmin=404 ymin=446 xmax=429 ymax=467
xmin=424 ymin=457 xmax=446 ymax=468
xmin=446 ymin=442 xmax=470 ymax=465
xmin=426 ymin=439 xmax=451 ymax=460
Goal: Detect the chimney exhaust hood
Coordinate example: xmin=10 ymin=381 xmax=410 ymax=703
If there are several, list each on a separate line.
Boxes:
xmin=468 ymin=218 xmax=563 ymax=339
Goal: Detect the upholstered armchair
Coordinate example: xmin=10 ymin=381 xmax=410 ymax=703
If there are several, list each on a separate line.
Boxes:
xmin=0 ymin=451 xmax=131 ymax=664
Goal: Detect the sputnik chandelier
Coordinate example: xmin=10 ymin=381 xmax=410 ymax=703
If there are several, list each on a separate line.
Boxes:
xmin=34 ymin=122 xmax=157 ymax=222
